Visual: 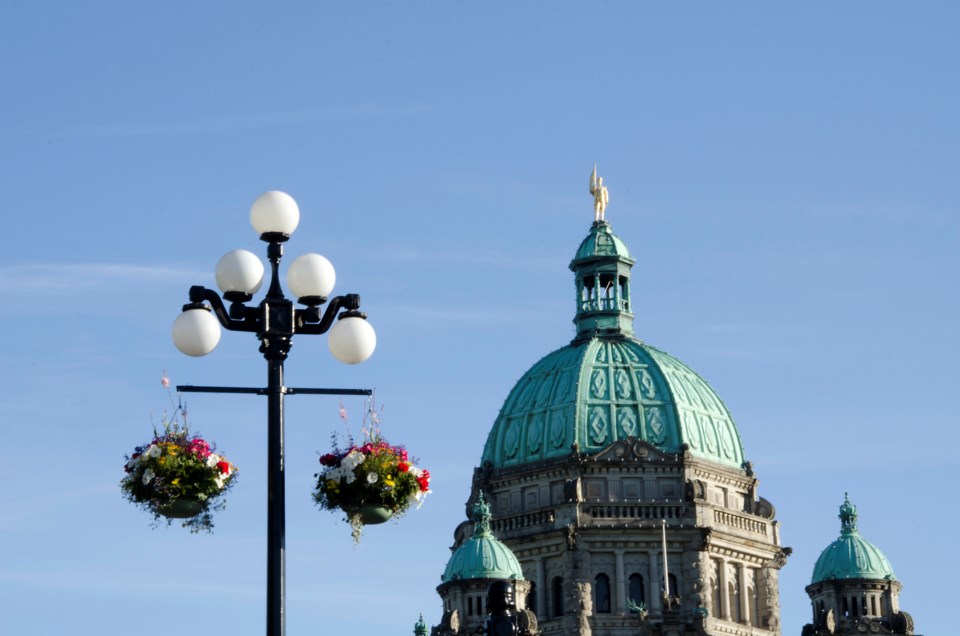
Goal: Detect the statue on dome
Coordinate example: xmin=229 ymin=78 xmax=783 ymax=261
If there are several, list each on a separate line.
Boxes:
xmin=589 ymin=164 xmax=609 ymax=222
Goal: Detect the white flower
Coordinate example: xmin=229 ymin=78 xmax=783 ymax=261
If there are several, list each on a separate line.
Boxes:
xmin=142 ymin=468 xmax=155 ymax=485
xmin=342 ymin=451 xmax=365 ymax=470
xmin=206 ymin=453 xmax=221 ymax=468
xmin=409 ymin=466 xmax=423 ymax=478
xmin=407 ymin=489 xmax=429 ymax=509
xmin=146 ymin=445 xmax=161 ymax=458
xmin=366 ymin=473 xmax=379 ymax=484
xmin=125 ymin=457 xmax=141 ymax=471
xmin=215 ymin=476 xmax=225 ymax=489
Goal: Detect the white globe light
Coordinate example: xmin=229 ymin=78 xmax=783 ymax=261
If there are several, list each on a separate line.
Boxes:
xmin=287 ymin=253 xmax=336 ymax=300
xmin=172 ymin=309 xmax=222 ymax=357
xmin=215 ymin=249 xmax=264 ymax=294
xmin=328 ymin=316 xmax=376 ymax=365
xmin=250 ymin=190 xmax=300 ymax=237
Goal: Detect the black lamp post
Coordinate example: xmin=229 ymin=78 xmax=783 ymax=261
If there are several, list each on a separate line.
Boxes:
xmin=171 ymin=191 xmax=376 ymax=636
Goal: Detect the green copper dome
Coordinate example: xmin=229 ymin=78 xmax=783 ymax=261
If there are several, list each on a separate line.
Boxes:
xmin=811 ymin=494 xmax=897 ymax=583
xmin=575 ymin=221 xmax=632 ymax=260
xmin=481 ymin=220 xmax=745 ymax=470
xmin=442 ymin=493 xmax=525 ymax=583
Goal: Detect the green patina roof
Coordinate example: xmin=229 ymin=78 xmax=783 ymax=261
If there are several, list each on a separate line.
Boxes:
xmin=481 ymin=219 xmax=746 ymax=470
xmin=413 ymin=614 xmax=428 ymax=636
xmin=442 ymin=493 xmax=525 ymax=583
xmin=575 ymin=220 xmax=633 ymax=260
xmin=811 ymin=494 xmax=896 ymax=584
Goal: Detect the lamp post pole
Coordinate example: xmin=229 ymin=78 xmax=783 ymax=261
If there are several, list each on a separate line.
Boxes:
xmin=172 ymin=191 xmax=377 ymax=636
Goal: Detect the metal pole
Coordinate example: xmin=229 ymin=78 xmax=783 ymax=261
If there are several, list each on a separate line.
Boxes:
xmin=266 ymin=355 xmax=285 ymax=636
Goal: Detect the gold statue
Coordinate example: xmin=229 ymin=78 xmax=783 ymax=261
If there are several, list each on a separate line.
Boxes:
xmin=589 ymin=164 xmax=609 ymax=221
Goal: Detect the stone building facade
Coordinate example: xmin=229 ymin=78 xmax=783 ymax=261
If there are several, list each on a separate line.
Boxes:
xmin=426 ymin=188 xmax=920 ymax=636
xmin=433 ymin=212 xmax=789 ymax=636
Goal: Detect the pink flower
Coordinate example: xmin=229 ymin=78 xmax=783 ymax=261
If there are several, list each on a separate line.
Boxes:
xmin=161 ymin=371 xmax=170 ymax=388
xmin=189 ymin=439 xmax=211 ymax=459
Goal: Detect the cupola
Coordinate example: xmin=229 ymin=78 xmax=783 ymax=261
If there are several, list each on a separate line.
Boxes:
xmin=811 ymin=494 xmax=896 ymax=583
xmin=442 ymin=492 xmax=525 ymax=583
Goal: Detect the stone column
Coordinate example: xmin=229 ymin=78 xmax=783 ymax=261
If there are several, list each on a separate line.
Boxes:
xmin=738 ymin=564 xmax=750 ymax=626
xmin=615 ymin=550 xmax=626 ymax=613
xmin=535 ymin=557 xmax=546 ymax=620
xmin=718 ymin=557 xmax=730 ymax=620
xmin=648 ymin=551 xmax=662 ymax=613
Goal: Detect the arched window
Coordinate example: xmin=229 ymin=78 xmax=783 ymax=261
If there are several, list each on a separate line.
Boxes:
xmin=628 ymin=573 xmax=645 ymax=611
xmin=748 ymin=583 xmax=759 ymax=626
xmin=595 ymin=574 xmax=611 ymax=613
xmin=552 ymin=576 xmax=565 ymax=618
xmin=710 ymin=575 xmax=722 ymax=618
xmin=527 ymin=581 xmax=537 ymax=615
xmin=729 ymin=582 xmax=741 ymax=623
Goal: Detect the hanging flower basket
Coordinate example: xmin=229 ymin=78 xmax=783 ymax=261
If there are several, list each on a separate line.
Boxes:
xmin=157 ymin=498 xmax=205 ymax=519
xmin=346 ymin=504 xmax=394 ymax=525
xmin=121 ymin=425 xmax=237 ymax=532
xmin=121 ymin=377 xmax=237 ymax=533
xmin=313 ymin=401 xmax=430 ymax=542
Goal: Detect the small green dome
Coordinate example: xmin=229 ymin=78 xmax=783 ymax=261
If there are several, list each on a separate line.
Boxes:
xmin=442 ymin=493 xmax=525 ymax=583
xmin=811 ymin=494 xmax=897 ymax=583
xmin=481 ymin=218 xmax=746 ymax=470
xmin=413 ymin=614 xmax=428 ymax=636
xmin=574 ymin=220 xmax=632 ymax=260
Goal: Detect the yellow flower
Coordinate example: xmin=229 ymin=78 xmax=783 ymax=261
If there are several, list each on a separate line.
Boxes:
xmin=385 ymin=477 xmax=395 ymax=487
xmin=172 ymin=478 xmax=180 ymax=486
xmin=326 ymin=480 xmax=339 ymax=493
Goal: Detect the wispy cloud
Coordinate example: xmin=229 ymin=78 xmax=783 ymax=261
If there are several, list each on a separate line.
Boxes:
xmin=372 ymin=302 xmax=542 ymax=327
xmin=369 ymin=245 xmax=559 ymax=273
xmin=2 ymin=105 xmax=439 ymax=139
xmin=0 ymin=568 xmax=263 ymax=598
xmin=0 ymin=262 xmax=205 ymax=292
xmin=0 ymin=485 xmax=115 ymax=530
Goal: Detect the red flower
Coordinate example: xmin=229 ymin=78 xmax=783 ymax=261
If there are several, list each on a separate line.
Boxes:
xmin=217 ymin=461 xmax=231 ymax=474
xmin=319 ymin=453 xmax=339 ymax=467
xmin=397 ymin=462 xmax=410 ymax=473
xmin=416 ymin=469 xmax=430 ymax=492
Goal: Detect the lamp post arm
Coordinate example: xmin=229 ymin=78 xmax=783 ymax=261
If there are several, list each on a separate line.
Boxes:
xmin=295 ymin=293 xmax=362 ymax=335
xmin=188 ymin=285 xmax=259 ymax=333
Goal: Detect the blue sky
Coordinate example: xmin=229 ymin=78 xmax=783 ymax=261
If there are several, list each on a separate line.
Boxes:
xmin=1 ymin=2 xmax=955 ymax=634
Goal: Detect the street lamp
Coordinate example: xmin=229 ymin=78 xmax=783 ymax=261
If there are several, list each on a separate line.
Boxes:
xmin=171 ymin=190 xmax=376 ymax=636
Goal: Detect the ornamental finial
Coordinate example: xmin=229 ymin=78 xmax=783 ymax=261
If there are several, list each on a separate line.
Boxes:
xmin=472 ymin=490 xmax=492 ymax=537
xmin=589 ymin=163 xmax=610 ymax=222
xmin=839 ymin=492 xmax=858 ymax=534
xmin=413 ymin=613 xmax=428 ymax=636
